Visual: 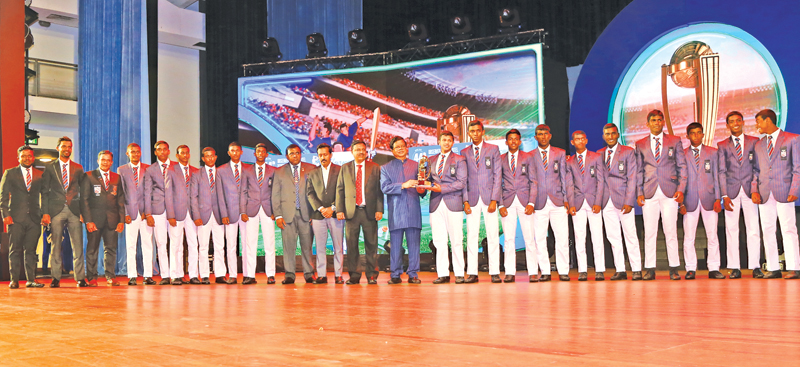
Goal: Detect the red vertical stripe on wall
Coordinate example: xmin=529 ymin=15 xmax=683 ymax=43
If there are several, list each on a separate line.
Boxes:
xmin=0 ymin=1 xmax=25 ymax=171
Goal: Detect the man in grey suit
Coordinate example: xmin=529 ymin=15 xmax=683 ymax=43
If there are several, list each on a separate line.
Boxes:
xmin=635 ymin=110 xmax=687 ymax=280
xmin=751 ymin=109 xmax=800 ymax=279
xmin=81 ymin=150 xmax=125 ymax=286
xmin=41 ymin=136 xmax=89 ymax=288
xmin=118 ymin=143 xmax=154 ymax=285
xmin=598 ymin=124 xmax=642 ymax=281
xmin=272 ymin=144 xmax=315 ymax=284
xmin=190 ymin=147 xmax=226 ymax=284
xmin=144 ymin=140 xmax=175 ymax=285
xmin=1 ymin=146 xmax=46 ymax=288
xmin=306 ymin=143 xmax=344 ymax=284
xmin=336 ymin=140 xmax=384 ymax=284
xmin=240 ymin=143 xmax=277 ymax=284
xmin=165 ymin=145 xmax=199 ymax=285
xmin=678 ymin=123 xmax=723 ymax=280
xmin=718 ymin=111 xmax=761 ymax=279
xmin=215 ymin=142 xmax=246 ymax=284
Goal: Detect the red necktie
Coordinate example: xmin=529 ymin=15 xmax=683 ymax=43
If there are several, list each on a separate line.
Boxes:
xmin=258 ymin=166 xmax=264 ymax=187
xmin=578 ymin=154 xmax=585 ymax=175
xmin=234 ymin=164 xmax=240 ymax=187
xmin=356 ymin=164 xmax=363 ymax=206
xmin=768 ymin=135 xmax=774 ymax=160
xmin=62 ymin=163 xmax=69 ymax=190
xmin=654 ymin=137 xmax=661 ymax=164
xmin=184 ymin=167 xmax=190 ymax=188
xmin=103 ymin=172 xmax=110 ymax=191
xmin=437 ymin=155 xmax=444 ymax=178
xmin=208 ymin=169 xmax=215 ymax=192
xmin=510 ymin=153 xmax=516 ymax=177
xmin=25 ymin=168 xmax=31 ymax=192
xmin=133 ymin=166 xmax=139 ymax=187
xmin=542 ymin=150 xmax=548 ymax=171
xmin=734 ymin=137 xmax=743 ymax=163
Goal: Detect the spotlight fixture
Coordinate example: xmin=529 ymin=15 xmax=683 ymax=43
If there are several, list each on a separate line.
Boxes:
xmin=449 ymin=15 xmax=472 ymax=41
xmin=498 ymin=7 xmax=522 ymax=34
xmin=305 ymin=32 xmax=328 ymax=59
xmin=24 ymin=25 xmax=34 ymax=50
xmin=348 ymin=28 xmax=369 ymax=55
xmin=405 ymin=22 xmax=429 ymax=48
xmin=259 ymin=37 xmax=282 ymax=63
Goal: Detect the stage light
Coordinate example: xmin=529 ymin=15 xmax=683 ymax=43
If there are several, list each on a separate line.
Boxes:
xmin=348 ymin=28 xmax=369 ymax=55
xmin=25 ymin=5 xmax=39 ymax=26
xmin=259 ymin=37 xmax=282 ymax=63
xmin=450 ymin=15 xmax=472 ymax=41
xmin=24 ymin=25 xmax=34 ymax=50
xmin=306 ymin=32 xmax=328 ymax=59
xmin=498 ymin=7 xmax=522 ymax=34
xmin=405 ymin=22 xmax=429 ymax=48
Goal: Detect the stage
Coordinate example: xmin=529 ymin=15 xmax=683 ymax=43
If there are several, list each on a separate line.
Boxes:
xmin=1 ymin=270 xmax=798 ymax=366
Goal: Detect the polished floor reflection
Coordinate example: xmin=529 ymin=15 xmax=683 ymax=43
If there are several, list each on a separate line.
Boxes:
xmin=1 ymin=270 xmax=799 ymax=366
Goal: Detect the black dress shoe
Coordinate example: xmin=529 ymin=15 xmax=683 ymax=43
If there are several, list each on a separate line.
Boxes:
xmin=50 ymin=279 xmax=61 ymax=288
xmin=144 ymin=277 xmax=157 ymax=285
xmin=455 ymin=276 xmax=465 ymax=284
xmin=503 ymin=275 xmax=515 ymax=283
xmin=642 ymin=269 xmax=655 ymax=281
xmin=157 ymin=278 xmax=170 ymax=285
xmin=281 ymin=277 xmax=295 ymax=284
xmin=9 ymin=281 xmax=19 ymax=289
xmin=784 ymin=270 xmax=800 ymax=279
xmin=539 ymin=274 xmax=551 ymax=282
xmin=188 ymin=277 xmax=200 ymax=284
xmin=433 ymin=276 xmax=450 ymax=284
xmin=346 ymin=278 xmax=359 ymax=285
xmin=128 ymin=278 xmax=138 ymax=286
xmin=632 ymin=271 xmax=643 ymax=281
xmin=559 ymin=274 xmax=570 ymax=281
xmin=595 ymin=272 xmax=605 ymax=281
xmin=752 ymin=268 xmax=764 ymax=278
xmin=764 ymin=270 xmax=782 ymax=279
xmin=610 ymin=272 xmax=628 ymax=281
xmin=201 ymin=277 xmax=211 ymax=284
xmin=304 ymin=276 xmax=315 ymax=284
xmin=684 ymin=271 xmax=695 ymax=280
xmin=77 ymin=279 xmax=91 ymax=288
xmin=388 ymin=277 xmax=402 ymax=284
xmin=215 ymin=277 xmax=227 ymax=284
xmin=528 ymin=275 xmax=539 ymax=283
xmin=314 ymin=277 xmax=328 ymax=284
xmin=464 ymin=275 xmax=479 ymax=283
xmin=226 ymin=277 xmax=238 ymax=284
xmin=171 ymin=279 xmax=183 ymax=285
xmin=670 ymin=268 xmax=682 ymax=280
xmin=242 ymin=277 xmax=257 ymax=285
xmin=26 ymin=281 xmax=45 ymax=288
xmin=267 ymin=276 xmax=275 ymax=284
xmin=578 ymin=272 xmax=588 ymax=281
xmin=408 ymin=277 xmax=421 ymax=284
xmin=729 ymin=269 xmax=742 ymax=279
xmin=335 ymin=276 xmax=344 ymax=284
xmin=708 ymin=270 xmax=725 ymax=279
xmin=491 ymin=275 xmax=502 ymax=283
xmin=367 ymin=277 xmax=377 ymax=285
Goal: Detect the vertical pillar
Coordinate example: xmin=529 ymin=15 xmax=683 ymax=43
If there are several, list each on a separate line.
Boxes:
xmin=0 ymin=1 xmax=25 ymax=171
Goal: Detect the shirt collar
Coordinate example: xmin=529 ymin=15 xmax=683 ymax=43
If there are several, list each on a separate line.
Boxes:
xmin=130 ymin=162 xmax=140 ymax=169
xmin=99 ymin=169 xmax=110 ymax=175
xmin=650 ymin=132 xmax=664 ymax=141
xmin=730 ymin=133 xmax=744 ymax=143
xmin=157 ymin=159 xmax=170 ymax=168
xmin=472 ymin=141 xmax=484 ymax=151
xmin=206 ymin=165 xmax=215 ymax=173
xmin=538 ymin=145 xmax=550 ymax=154
xmin=230 ymin=161 xmax=239 ymax=170
xmin=767 ymin=129 xmax=781 ymax=141
xmin=179 ymin=163 xmax=190 ymax=170
xmin=691 ymin=145 xmax=703 ymax=154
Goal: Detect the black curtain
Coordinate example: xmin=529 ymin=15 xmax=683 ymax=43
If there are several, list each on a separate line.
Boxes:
xmin=363 ymin=0 xmax=633 ymax=67
xmin=199 ymin=0 xmax=267 ymax=166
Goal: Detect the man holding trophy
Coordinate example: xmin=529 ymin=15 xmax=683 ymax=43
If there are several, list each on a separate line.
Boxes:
xmin=380 ymin=136 xmax=428 ymax=284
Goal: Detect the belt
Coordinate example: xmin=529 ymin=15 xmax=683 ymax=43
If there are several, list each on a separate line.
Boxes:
xmin=356 ymin=205 xmax=366 ymax=209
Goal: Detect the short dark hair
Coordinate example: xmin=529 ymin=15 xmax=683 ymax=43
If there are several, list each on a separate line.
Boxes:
xmin=126 ymin=143 xmax=140 ymax=152
xmin=154 ymin=140 xmax=169 ymax=149
xmin=535 ymin=124 xmax=550 ymax=133
xmin=316 ymin=143 xmax=331 ymax=154
xmin=97 ymin=150 xmax=114 ymax=159
xmin=646 ymin=109 xmax=664 ymax=121
xmin=505 ymin=129 xmax=521 ymax=140
xmin=468 ymin=120 xmax=484 ymax=131
xmin=686 ymin=122 xmax=703 ymax=135
xmin=285 ymin=144 xmax=301 ymax=155
xmin=438 ymin=130 xmax=454 ymax=141
xmin=602 ymin=123 xmax=618 ymax=133
xmin=202 ymin=147 xmax=216 ymax=155
xmin=389 ymin=136 xmax=406 ymax=150
xmin=57 ymin=136 xmax=72 ymax=148
xmin=571 ymin=130 xmax=586 ymax=139
xmin=725 ymin=111 xmax=744 ymax=123
xmin=176 ymin=145 xmax=189 ymax=154
xmin=17 ymin=145 xmax=34 ymax=155
xmin=755 ymin=109 xmax=777 ymax=125
xmin=351 ymin=140 xmax=367 ymax=149
xmin=228 ymin=141 xmax=242 ymax=150
xmin=255 ymin=143 xmax=268 ymax=151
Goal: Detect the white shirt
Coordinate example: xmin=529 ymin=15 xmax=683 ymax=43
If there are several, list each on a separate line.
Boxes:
xmin=354 ymin=161 xmax=366 ymax=206
xmin=575 ymin=150 xmax=587 ymax=169
xmin=605 ymin=144 xmax=618 ymax=165
xmin=538 ymin=145 xmax=551 ymax=161
xmin=230 ymin=161 xmax=241 ymax=178
xmin=507 ymin=150 xmax=519 ymax=170
xmin=471 ymin=141 xmax=484 ymax=160
xmin=255 ymin=163 xmax=268 ymax=183
xmin=766 ymin=129 xmax=781 ymax=144
xmin=650 ymin=132 xmax=664 ymax=156
xmin=157 ymin=159 xmax=171 ymax=176
xmin=321 ymin=163 xmax=331 ymax=189
xmin=205 ymin=165 xmax=216 ymax=184
xmin=21 ymin=166 xmax=32 ymax=189
xmin=178 ymin=163 xmax=191 ymax=184
xmin=435 ymin=151 xmax=450 ymax=177
xmin=59 ymin=159 xmax=70 ymax=186
xmin=99 ymin=169 xmax=110 ymax=187
xmin=730 ymin=134 xmax=745 ymax=152
xmin=690 ymin=144 xmax=703 ymax=156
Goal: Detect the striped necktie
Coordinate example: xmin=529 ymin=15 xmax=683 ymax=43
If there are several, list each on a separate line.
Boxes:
xmin=61 ymin=163 xmax=69 ymax=190
xmin=25 ymin=167 xmax=31 ymax=192
xmin=542 ymin=150 xmax=548 ymax=171
xmin=208 ymin=168 xmax=215 ymax=192
xmin=734 ymin=137 xmax=743 ymax=163
xmin=103 ymin=172 xmax=110 ymax=191
xmin=234 ymin=164 xmax=240 ymax=188
xmin=510 ymin=153 xmax=516 ymax=177
xmin=768 ymin=135 xmax=774 ymax=160
xmin=258 ymin=166 xmax=264 ymax=187
xmin=693 ymin=148 xmax=700 ymax=168
xmin=474 ymin=146 xmax=480 ymax=166
xmin=606 ymin=149 xmax=613 ymax=170
xmin=184 ymin=166 xmax=190 ymax=188
xmin=133 ymin=166 xmax=139 ymax=187
xmin=161 ymin=164 xmax=167 ymax=183
xmin=437 ymin=155 xmax=444 ymax=178
xmin=654 ymin=137 xmax=661 ymax=164
xmin=578 ymin=154 xmax=585 ymax=175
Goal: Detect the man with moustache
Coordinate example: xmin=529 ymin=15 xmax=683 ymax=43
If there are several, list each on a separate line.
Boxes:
xmin=190 ymin=147 xmax=226 ymax=284
xmin=41 ymin=136 xmax=89 ymax=287
xmin=144 ymin=141 xmax=175 ymax=285
xmin=306 ymin=143 xmax=344 ymax=284
xmin=117 ymin=143 xmax=154 ymax=285
xmin=598 ymin=124 xmax=642 ymax=281
xmin=215 ymin=142 xmax=248 ymax=284
xmin=165 ymin=145 xmax=199 ymax=285
xmin=380 ymin=137 xmax=427 ymax=284
xmin=717 ymin=111 xmax=761 ymax=278
xmin=81 ymin=151 xmax=125 ymax=286
xmin=427 ymin=131 xmax=468 ymax=284
xmin=1 ymin=146 xmax=46 ymax=288
xmin=635 ymin=110 xmax=687 ymax=280
xmin=240 ymin=143 xmax=277 ymax=284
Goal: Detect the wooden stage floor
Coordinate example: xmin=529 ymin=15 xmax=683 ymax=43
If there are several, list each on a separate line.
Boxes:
xmin=1 ymin=270 xmax=799 ymax=366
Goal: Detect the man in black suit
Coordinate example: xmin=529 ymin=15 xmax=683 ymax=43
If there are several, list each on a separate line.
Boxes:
xmin=306 ymin=143 xmax=344 ymax=284
xmin=81 ymin=151 xmax=125 ymax=286
xmin=1 ymin=146 xmax=46 ymax=288
xmin=41 ymin=136 xmax=89 ymax=288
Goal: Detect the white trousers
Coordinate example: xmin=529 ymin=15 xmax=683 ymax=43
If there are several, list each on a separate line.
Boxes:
xmin=642 ymin=187 xmax=680 ymax=268
xmin=167 ymin=210 xmax=198 ymax=279
xmin=245 ymin=208 xmax=276 ymax=277
xmin=196 ymin=213 xmax=222 ymax=278
xmin=221 ymin=220 xmax=246 ymax=278
xmin=724 ymin=188 xmax=761 ymax=270
xmin=533 ymin=198 xmax=569 ymax=275
xmin=151 ymin=212 xmax=171 ymax=277
xmin=125 ymin=213 xmax=154 ymax=278
xmin=499 ymin=202 xmax=536 ymax=275
xmin=602 ymin=200 xmax=641 ymax=272
xmin=466 ymin=199 xmax=500 ymax=275
xmin=759 ymin=194 xmax=800 ymax=271
xmin=431 ymin=204 xmax=465 ymax=277
xmin=682 ymin=206 xmax=720 ymax=271
xmin=573 ymin=200 xmax=605 ymax=272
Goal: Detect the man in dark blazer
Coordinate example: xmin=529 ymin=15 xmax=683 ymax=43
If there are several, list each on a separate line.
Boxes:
xmin=117 ymin=143 xmax=154 ymax=285
xmin=498 ymin=129 xmax=537 ymax=283
xmin=678 ymin=123 xmax=723 ymax=281
xmin=81 ymin=151 xmax=125 ymax=286
xmin=272 ymin=144 xmax=315 ymax=284
xmin=190 ymin=147 xmax=226 ymax=284
xmin=426 ymin=131 xmax=467 ymax=284
xmin=635 ymin=110 xmax=687 ymax=280
xmin=460 ymin=120 xmax=502 ymax=283
xmin=1 ymin=146 xmax=45 ymax=288
xmin=215 ymin=142 xmax=247 ymax=284
xmin=566 ymin=131 xmax=606 ymax=281
xmin=165 ymin=145 xmax=200 ymax=285
xmin=598 ymin=124 xmax=642 ymax=281
xmin=240 ymin=143 xmax=277 ymax=284
xmin=143 ymin=140 xmax=175 ymax=285
xmin=530 ymin=124 xmax=569 ymax=281
xmin=41 ymin=136 xmax=88 ymax=287
xmin=306 ymin=143 xmax=344 ymax=284
xmin=751 ymin=109 xmax=800 ymax=279
xmin=717 ymin=111 xmax=761 ymax=279
xmin=336 ymin=140 xmax=384 ymax=284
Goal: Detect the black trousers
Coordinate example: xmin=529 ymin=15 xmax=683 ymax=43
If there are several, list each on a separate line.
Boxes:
xmin=345 ymin=207 xmax=378 ymax=282
xmin=86 ymin=224 xmax=118 ymax=280
xmin=8 ymin=219 xmax=41 ymax=283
